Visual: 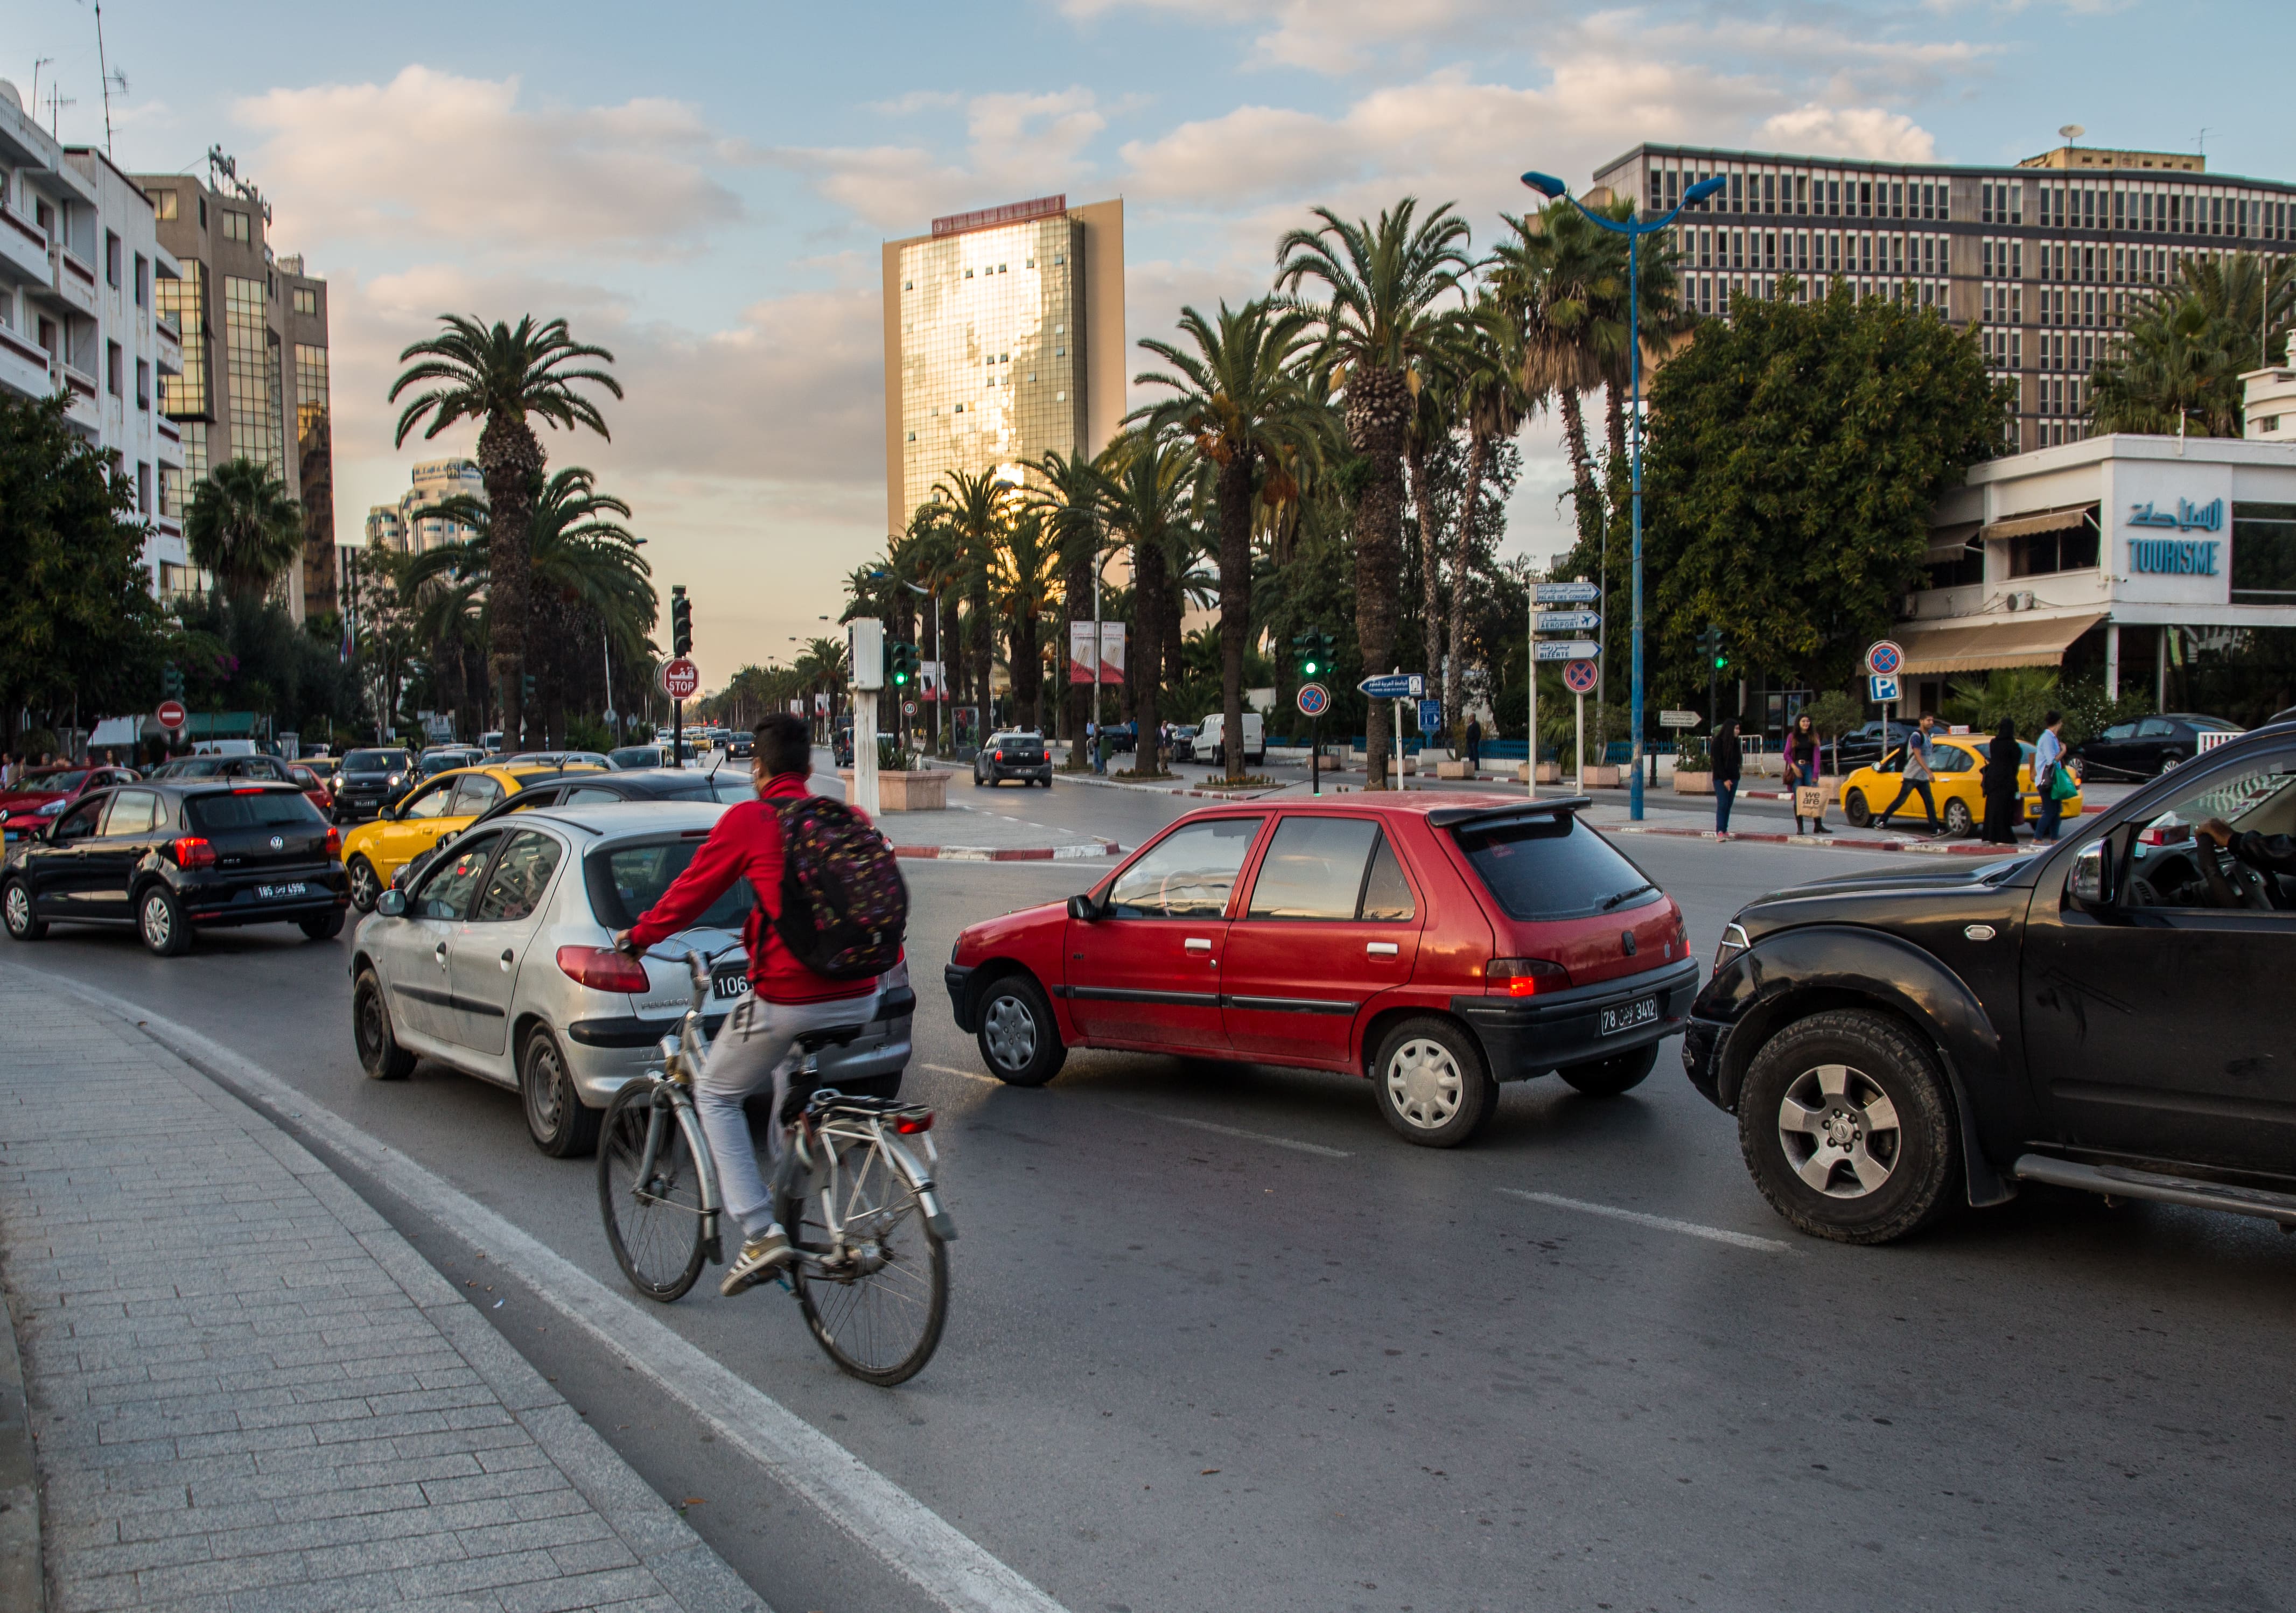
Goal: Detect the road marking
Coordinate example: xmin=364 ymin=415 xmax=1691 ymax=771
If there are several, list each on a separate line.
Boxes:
xmin=1495 ymin=1189 xmax=1797 ymax=1252
xmin=37 ymin=972 xmax=1071 ymax=1613
xmin=921 ymin=1062 xmax=1003 ymax=1086
xmin=1115 ymin=1106 xmax=1352 ymax=1159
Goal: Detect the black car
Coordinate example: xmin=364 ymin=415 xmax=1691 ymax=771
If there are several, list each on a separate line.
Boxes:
xmin=1684 ymin=724 xmax=2296 ymax=1246
xmin=2071 ymin=712 xmax=2241 ymax=780
xmin=391 ymin=766 xmax=757 ymax=889
xmin=331 ymin=747 xmax=417 ymax=823
xmin=1 ymin=781 xmax=348 ymax=956
xmin=972 ymin=731 xmax=1052 ymax=788
xmin=1825 ymin=719 xmax=1916 ymax=773
xmin=1170 ymin=724 xmax=1200 ymax=763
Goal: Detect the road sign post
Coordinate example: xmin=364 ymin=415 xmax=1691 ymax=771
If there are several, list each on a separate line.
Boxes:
xmin=1297 ymin=682 xmax=1331 ymax=795
xmin=1560 ymin=657 xmax=1598 ymax=794
xmin=1864 ymin=643 xmax=1905 ymax=746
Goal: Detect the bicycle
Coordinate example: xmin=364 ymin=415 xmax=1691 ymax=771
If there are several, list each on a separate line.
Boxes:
xmin=596 ymin=948 xmax=955 ymax=1386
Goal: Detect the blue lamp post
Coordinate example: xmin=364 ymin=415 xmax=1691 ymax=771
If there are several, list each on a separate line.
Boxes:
xmin=1521 ymin=167 xmax=1725 ymax=819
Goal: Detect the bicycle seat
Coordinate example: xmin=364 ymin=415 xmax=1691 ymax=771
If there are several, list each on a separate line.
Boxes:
xmin=793 ymin=1025 xmax=865 ymax=1054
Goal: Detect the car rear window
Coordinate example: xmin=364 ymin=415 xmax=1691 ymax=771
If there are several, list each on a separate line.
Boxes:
xmin=585 ymin=838 xmax=753 ymax=932
xmin=186 ymin=790 xmax=323 ymax=831
xmin=1451 ymin=814 xmax=1656 ymax=921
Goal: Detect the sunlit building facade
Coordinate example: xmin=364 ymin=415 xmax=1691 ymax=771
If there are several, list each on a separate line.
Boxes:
xmin=367 ymin=458 xmax=486 ymax=557
xmin=881 ymin=194 xmax=1124 ymax=536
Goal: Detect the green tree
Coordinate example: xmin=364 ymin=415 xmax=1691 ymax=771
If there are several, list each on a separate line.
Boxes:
xmin=1277 ymin=198 xmax=1474 ymax=788
xmin=184 ymin=457 xmax=305 ymax=602
xmin=389 ymin=315 xmax=621 ymax=748
xmin=2090 ymin=253 xmax=2295 ymax=440
xmin=1095 ymin=431 xmax=1197 ymax=776
xmin=1642 ymin=278 xmax=2011 ymax=708
xmin=920 ymin=468 xmax=1014 ymax=724
xmin=1444 ymin=298 xmax=1532 ymax=742
xmin=1023 ymin=448 xmax=1111 ymax=756
xmin=992 ymin=509 xmax=1062 ymax=733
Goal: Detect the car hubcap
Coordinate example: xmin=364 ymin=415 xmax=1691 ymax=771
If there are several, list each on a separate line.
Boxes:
xmin=4 ymin=885 xmax=26 ymax=933
xmin=142 ymin=895 xmax=171 ymax=949
xmin=351 ymin=861 xmax=376 ymax=906
xmin=1386 ymin=1039 xmax=1462 ymax=1128
xmin=1777 ymin=1063 xmax=1901 ymax=1197
xmin=358 ymin=991 xmax=382 ymax=1057
xmin=983 ymin=996 xmax=1036 ymax=1070
xmin=529 ymin=1044 xmax=564 ymax=1133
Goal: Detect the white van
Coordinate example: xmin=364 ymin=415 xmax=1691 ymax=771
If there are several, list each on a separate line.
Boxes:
xmin=1195 ymin=711 xmax=1265 ymax=767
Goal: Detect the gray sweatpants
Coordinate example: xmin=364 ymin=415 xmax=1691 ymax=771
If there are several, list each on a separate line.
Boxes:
xmin=694 ymin=987 xmax=880 ymax=1239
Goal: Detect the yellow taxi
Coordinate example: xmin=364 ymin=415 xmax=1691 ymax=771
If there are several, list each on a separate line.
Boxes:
xmin=340 ymin=764 xmax=590 ymax=911
xmin=1837 ymin=734 xmax=2081 ymax=837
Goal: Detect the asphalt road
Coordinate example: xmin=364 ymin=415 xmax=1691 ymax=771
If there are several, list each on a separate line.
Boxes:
xmin=9 ymin=806 xmax=2293 ymax=1613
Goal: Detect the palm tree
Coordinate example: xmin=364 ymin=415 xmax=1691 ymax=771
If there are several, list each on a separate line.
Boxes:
xmin=1096 ymin=431 xmax=1197 ymax=776
xmin=184 ymin=457 xmax=304 ymax=602
xmin=1276 ymin=199 xmax=1474 ymax=787
xmin=1133 ymin=299 xmax=1327 ymax=782
xmin=1446 ymin=297 xmax=1534 ymax=740
xmin=993 ymin=510 xmax=1062 ymax=733
xmin=388 ymin=315 xmax=621 ymax=747
xmin=1402 ymin=318 xmax=1462 ymax=725
xmin=922 ymin=468 xmax=1016 ymax=733
xmin=2091 ymin=253 xmax=2295 ymax=439
xmin=1024 ymin=448 xmax=1110 ymax=757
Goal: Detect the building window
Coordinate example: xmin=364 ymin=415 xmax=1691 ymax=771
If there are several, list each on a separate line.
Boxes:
xmin=136 ymin=359 xmax=149 ymax=410
xmin=2008 ymin=513 xmax=2101 ymax=578
xmin=107 ymin=340 xmax=123 ymax=396
xmin=105 ymin=231 xmax=121 ymax=287
xmin=156 ymin=262 xmax=208 ymax=418
xmin=138 ymin=461 xmax=152 ymax=516
xmin=146 ymin=188 xmax=178 ymax=221
xmin=293 ymin=342 xmax=329 ymax=461
xmin=224 ymin=275 xmax=285 ymax=478
xmin=222 ymin=211 xmax=251 ymax=243
xmin=134 ymin=253 xmax=148 ymax=307
xmin=2232 ymin=503 xmax=2296 ymax=603
xmin=906 ymin=431 xmax=916 ymax=442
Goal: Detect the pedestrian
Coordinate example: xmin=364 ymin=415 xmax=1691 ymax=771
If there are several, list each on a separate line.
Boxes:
xmin=1875 ymin=712 xmax=1944 ymax=836
xmin=1711 ymin=717 xmax=1741 ymax=840
xmin=2033 ymin=710 xmax=2068 ymax=842
xmin=1979 ymin=718 xmax=2022 ymax=844
xmin=1784 ymin=711 xmax=1831 ymax=835
xmin=1465 ymin=715 xmax=1483 ymax=773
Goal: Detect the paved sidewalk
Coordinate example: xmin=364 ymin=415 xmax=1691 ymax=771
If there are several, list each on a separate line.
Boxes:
xmin=0 ymin=968 xmax=763 ymax=1613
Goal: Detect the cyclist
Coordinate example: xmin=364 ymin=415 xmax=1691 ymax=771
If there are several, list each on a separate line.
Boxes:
xmin=614 ymin=712 xmax=880 ymax=1296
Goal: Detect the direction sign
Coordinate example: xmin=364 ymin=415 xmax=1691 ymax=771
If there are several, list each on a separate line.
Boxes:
xmin=1417 ymin=698 xmax=1443 ymax=736
xmin=1357 ymin=672 xmax=1424 ymax=700
xmin=1533 ymin=640 xmax=1600 ymax=662
xmin=1865 ymin=639 xmax=1905 ymax=677
xmin=156 ymin=698 xmax=187 ymax=731
xmin=1296 ymin=681 xmax=1331 ymax=718
xmin=659 ymin=656 xmax=701 ymax=700
xmin=1868 ymin=674 xmax=1901 ymax=704
xmin=1535 ymin=581 xmax=1601 ymax=604
xmin=1562 ymin=660 xmax=1600 ymax=695
xmin=1533 ymin=610 xmax=1601 ymax=633
xmin=1659 ymin=710 xmax=1700 ymax=729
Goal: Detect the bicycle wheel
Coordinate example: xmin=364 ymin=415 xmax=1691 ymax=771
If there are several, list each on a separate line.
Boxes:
xmin=598 ymin=1082 xmax=709 ymax=1302
xmin=778 ymin=1134 xmax=948 ymax=1386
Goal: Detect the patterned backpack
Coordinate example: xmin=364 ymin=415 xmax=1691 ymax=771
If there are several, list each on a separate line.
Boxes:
xmin=768 ymin=796 xmax=908 ymax=980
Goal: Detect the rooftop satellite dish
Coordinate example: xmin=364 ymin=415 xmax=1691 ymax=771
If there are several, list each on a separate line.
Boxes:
xmin=2060 ymin=124 xmax=2085 ymax=141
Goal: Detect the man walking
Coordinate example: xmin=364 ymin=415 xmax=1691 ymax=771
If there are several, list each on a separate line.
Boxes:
xmin=1875 ymin=713 xmax=1944 ymax=836
xmin=2034 ymin=711 xmax=2068 ymax=843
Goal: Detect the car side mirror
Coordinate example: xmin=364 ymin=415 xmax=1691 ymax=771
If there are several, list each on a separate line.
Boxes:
xmin=2069 ymin=841 xmax=2112 ymax=908
xmin=374 ymin=888 xmax=408 ymax=918
xmin=1067 ymin=893 xmax=1100 ymax=921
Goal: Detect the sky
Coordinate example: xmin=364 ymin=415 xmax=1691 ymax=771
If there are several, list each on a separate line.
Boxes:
xmin=9 ymin=0 xmax=2292 ymax=691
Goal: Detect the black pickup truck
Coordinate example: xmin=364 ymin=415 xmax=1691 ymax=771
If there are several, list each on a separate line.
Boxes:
xmin=1685 ymin=721 xmax=2296 ymax=1244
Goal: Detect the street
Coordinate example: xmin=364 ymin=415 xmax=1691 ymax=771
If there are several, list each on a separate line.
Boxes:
xmin=9 ymin=773 xmax=2292 ymax=1613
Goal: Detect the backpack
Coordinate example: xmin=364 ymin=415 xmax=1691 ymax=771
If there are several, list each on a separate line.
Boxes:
xmin=768 ymin=795 xmax=908 ymax=980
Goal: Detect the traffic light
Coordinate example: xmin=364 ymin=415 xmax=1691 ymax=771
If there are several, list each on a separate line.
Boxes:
xmin=162 ymin=662 xmax=184 ymax=701
xmin=1696 ymin=625 xmax=1728 ymax=672
xmin=521 ymin=673 xmax=537 ymax=703
xmin=1293 ymin=629 xmax=1339 ymax=679
xmin=888 ymin=642 xmax=919 ymax=688
xmin=671 ymin=586 xmax=692 ymax=657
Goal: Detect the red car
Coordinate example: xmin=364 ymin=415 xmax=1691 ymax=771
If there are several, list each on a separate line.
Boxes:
xmin=944 ymin=795 xmax=1697 ymax=1146
xmin=0 ymin=766 xmax=141 ymax=843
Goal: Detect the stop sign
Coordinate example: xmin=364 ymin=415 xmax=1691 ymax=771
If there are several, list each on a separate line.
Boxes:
xmin=659 ymin=657 xmax=701 ymax=700
xmin=157 ymin=699 xmax=187 ymax=730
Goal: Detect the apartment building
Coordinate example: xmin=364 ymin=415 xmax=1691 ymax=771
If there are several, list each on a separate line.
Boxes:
xmin=0 ymin=81 xmax=186 ymax=591
xmin=881 ymin=193 xmax=1125 ymax=537
xmin=1591 ymin=142 xmax=2296 ymax=452
xmin=366 ymin=457 xmax=486 ymax=556
xmin=134 ymin=157 xmax=333 ymax=621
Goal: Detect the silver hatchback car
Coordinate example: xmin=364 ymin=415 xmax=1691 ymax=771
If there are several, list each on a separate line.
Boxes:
xmin=347 ymin=801 xmax=913 ymax=1156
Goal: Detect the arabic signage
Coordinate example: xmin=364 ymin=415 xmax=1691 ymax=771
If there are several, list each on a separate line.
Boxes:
xmin=2129 ymin=497 xmax=2223 ymax=532
xmin=1359 ymin=672 xmax=1424 ymax=699
xmin=1535 ymin=581 xmax=1600 ymax=604
xmin=1534 ymin=610 xmax=1601 ymax=633
xmin=1534 ymin=640 xmax=1600 ymax=662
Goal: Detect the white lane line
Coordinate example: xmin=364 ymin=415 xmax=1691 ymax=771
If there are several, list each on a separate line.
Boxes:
xmin=39 ymin=972 xmax=1069 ymax=1613
xmin=1115 ymin=1106 xmax=1353 ymax=1159
xmin=920 ymin=1062 xmax=1003 ymax=1086
xmin=1496 ymin=1188 xmax=1797 ymax=1253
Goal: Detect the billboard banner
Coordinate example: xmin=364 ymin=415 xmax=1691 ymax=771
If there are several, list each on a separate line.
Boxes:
xmin=1068 ymin=621 xmax=1126 ymax=684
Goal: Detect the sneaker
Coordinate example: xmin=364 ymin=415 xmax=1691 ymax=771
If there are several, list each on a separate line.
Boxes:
xmin=720 ymin=1228 xmax=795 ymax=1296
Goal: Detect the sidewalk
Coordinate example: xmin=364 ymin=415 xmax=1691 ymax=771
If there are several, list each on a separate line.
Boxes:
xmin=0 ymin=967 xmax=762 ymax=1613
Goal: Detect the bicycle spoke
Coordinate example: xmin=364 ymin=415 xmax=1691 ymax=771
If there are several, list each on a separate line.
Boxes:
xmin=789 ymin=1131 xmax=947 ymax=1382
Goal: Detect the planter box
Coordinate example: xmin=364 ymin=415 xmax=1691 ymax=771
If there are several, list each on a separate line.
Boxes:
xmin=1581 ymin=765 xmax=1622 ymax=788
xmin=1518 ymin=762 xmax=1565 ymax=784
xmin=1436 ymin=760 xmax=1473 ymax=780
xmin=1674 ymin=770 xmax=1714 ymax=795
xmin=835 ymin=769 xmax=947 ymax=811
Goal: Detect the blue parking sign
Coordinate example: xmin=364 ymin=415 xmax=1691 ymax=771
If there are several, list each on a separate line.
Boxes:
xmin=1869 ymin=674 xmax=1900 ymax=703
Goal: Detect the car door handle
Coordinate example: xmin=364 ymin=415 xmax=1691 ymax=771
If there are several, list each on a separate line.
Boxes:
xmin=499 ymin=948 xmax=515 ymax=970
xmin=1366 ymin=942 xmax=1399 ymax=957
xmin=434 ymin=941 xmax=448 ymax=964
xmin=1184 ymin=937 xmax=1213 ymax=953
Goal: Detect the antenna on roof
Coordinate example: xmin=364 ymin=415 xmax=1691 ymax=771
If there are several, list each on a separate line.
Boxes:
xmin=81 ymin=0 xmax=122 ymax=156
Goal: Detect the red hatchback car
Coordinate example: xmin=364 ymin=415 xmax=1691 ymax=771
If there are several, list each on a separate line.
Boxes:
xmin=945 ymin=795 xmax=1698 ymax=1146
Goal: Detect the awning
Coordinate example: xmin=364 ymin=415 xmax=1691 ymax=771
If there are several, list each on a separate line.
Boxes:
xmin=1924 ymin=521 xmax=1982 ymax=562
xmin=88 ymin=718 xmax=140 ymax=746
xmin=1980 ymin=505 xmax=2096 ymax=543
xmin=1897 ymin=613 xmax=2104 ymax=676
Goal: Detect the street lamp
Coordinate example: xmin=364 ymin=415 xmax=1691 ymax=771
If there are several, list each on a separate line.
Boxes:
xmin=1522 ymin=167 xmax=1725 ymax=820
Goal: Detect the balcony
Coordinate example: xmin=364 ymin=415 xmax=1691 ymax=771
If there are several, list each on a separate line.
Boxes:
xmin=154 ymin=317 xmax=183 ymax=377
xmin=59 ymin=361 xmax=99 ymax=438
xmin=156 ymin=417 xmax=183 ymax=468
xmin=0 ymin=207 xmax=47 ymax=285
xmin=50 ymin=246 xmax=99 ymax=319
xmin=0 ymin=322 xmax=47 ymax=403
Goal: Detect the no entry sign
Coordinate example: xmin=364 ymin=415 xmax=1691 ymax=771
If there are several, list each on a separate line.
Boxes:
xmin=156 ymin=699 xmax=187 ymax=730
xmin=659 ymin=657 xmax=701 ymax=700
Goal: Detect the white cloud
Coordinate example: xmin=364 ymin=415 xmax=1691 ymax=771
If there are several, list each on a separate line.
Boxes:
xmin=1755 ymin=104 xmax=1938 ymax=161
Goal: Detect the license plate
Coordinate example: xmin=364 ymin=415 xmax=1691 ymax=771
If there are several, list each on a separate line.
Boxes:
xmin=712 ymin=966 xmax=748 ymax=1001
xmin=256 ymin=882 xmax=308 ymax=901
xmin=1599 ymin=995 xmax=1659 ymax=1037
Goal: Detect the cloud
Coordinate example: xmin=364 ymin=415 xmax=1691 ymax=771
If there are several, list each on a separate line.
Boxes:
xmin=235 ymin=66 xmax=742 ymax=256
xmin=1059 ymin=0 xmax=1513 ymax=73
xmin=1755 ymin=105 xmax=1938 ymax=162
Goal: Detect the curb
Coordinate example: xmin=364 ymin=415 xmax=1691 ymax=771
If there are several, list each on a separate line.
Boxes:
xmin=0 ymin=1268 xmax=40 ymax=1613
xmin=1609 ymin=823 xmax=2041 ymax=857
xmin=892 ymin=841 xmax=1123 ymax=861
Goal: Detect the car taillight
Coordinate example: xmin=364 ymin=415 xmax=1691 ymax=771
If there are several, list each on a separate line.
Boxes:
xmin=231 ymin=786 xmax=268 ymax=794
xmin=324 ymin=827 xmax=342 ymax=861
xmin=1486 ymin=957 xmax=1570 ymax=997
xmin=170 ymin=836 xmax=217 ymax=870
xmin=555 ymin=945 xmax=651 ymax=993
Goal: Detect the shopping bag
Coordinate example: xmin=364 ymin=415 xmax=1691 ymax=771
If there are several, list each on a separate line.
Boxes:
xmin=2048 ymin=763 xmax=2080 ymax=802
xmin=1795 ymin=784 xmax=1825 ymax=817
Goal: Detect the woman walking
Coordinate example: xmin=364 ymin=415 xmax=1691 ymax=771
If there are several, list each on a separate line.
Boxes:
xmin=1979 ymin=718 xmax=2022 ymax=844
xmin=1711 ymin=718 xmax=1742 ymax=840
xmin=1784 ymin=711 xmax=1831 ymax=835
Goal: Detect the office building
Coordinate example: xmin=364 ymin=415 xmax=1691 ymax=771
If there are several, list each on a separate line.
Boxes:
xmin=134 ymin=155 xmax=333 ymax=621
xmin=881 ymin=193 xmax=1124 ymax=536
xmin=0 ymin=82 xmax=187 ymax=592
xmin=366 ymin=458 xmax=486 ymax=556
xmin=1592 ymin=142 xmax=2296 ymax=452
xmin=2245 ymin=360 xmax=2296 ymax=444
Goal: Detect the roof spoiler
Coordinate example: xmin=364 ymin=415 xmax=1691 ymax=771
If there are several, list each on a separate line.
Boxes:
xmin=1425 ymin=796 xmax=1593 ymax=829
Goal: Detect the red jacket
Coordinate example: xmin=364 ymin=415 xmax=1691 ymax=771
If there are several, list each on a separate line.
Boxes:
xmin=628 ymin=772 xmax=874 ymax=1004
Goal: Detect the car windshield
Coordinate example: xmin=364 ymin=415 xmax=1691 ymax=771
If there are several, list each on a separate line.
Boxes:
xmin=186 ymin=790 xmax=323 ymax=831
xmin=586 ymin=837 xmax=753 ymax=932
xmin=344 ymin=750 xmax=403 ymax=771
xmin=36 ymin=770 xmax=93 ymax=792
xmin=608 ymin=747 xmax=661 ymax=769
xmin=1452 ymin=813 xmax=1658 ymax=921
